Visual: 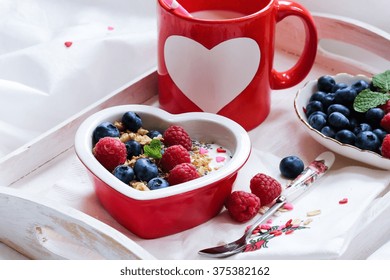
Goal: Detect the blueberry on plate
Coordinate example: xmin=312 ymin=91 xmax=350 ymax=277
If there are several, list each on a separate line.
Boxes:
xmin=317 ymin=75 xmax=336 ymax=92
xmin=279 ymin=156 xmax=305 ymax=179
xmin=113 ymin=165 xmax=135 ymax=184
xmin=122 ymin=111 xmax=142 ymax=132
xmin=147 ymin=177 xmax=169 ymax=190
xmin=353 ymin=123 xmax=372 ymax=135
xmin=331 ymin=82 xmax=348 ymax=93
xmin=327 ymin=104 xmax=350 ymax=117
xmin=309 ymin=91 xmax=327 ymax=103
xmin=365 ymin=108 xmax=385 ymax=127
xmin=305 ymin=100 xmax=324 ymax=117
xmin=125 ymin=140 xmax=142 ymax=159
xmin=321 ymin=126 xmax=336 ymax=138
xmin=328 ymin=112 xmax=350 ymax=129
xmin=134 ymin=158 xmax=159 ymax=182
xmin=355 ymin=131 xmax=380 ymax=152
xmin=351 ymin=79 xmax=370 ymax=93
xmin=372 ymin=128 xmax=388 ymax=142
xmin=92 ymin=121 xmax=120 ymax=144
xmin=335 ymin=129 xmax=356 ymax=145
xmin=308 ymin=113 xmax=327 ymax=131
xmin=334 ymin=87 xmax=357 ymax=105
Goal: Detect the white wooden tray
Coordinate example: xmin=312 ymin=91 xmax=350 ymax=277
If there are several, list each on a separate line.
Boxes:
xmin=1 ymin=13 xmax=389 ymax=259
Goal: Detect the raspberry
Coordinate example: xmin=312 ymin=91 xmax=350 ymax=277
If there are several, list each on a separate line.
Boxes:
xmin=381 ymin=134 xmax=390 ymax=158
xmin=160 ymin=145 xmax=191 ymax=172
xmin=93 ymin=137 xmax=127 ymax=171
xmin=379 ymin=100 xmax=390 ymax=113
xmin=224 ymin=191 xmax=260 ymax=223
xmin=250 ymin=173 xmax=282 ymax=205
xmin=380 ymin=112 xmax=390 ymax=133
xmin=168 ymin=163 xmax=199 ymax=185
xmin=163 ymin=125 xmax=192 ymax=151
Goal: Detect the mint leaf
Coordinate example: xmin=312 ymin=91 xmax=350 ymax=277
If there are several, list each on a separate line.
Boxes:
xmin=353 ymin=89 xmax=390 ymax=112
xmin=372 ymin=70 xmax=390 ymax=92
xmin=143 ymin=139 xmax=162 ymax=159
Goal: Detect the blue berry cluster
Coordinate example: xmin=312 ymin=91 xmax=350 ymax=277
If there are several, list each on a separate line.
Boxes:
xmin=92 ymin=111 xmax=168 ymax=190
xmin=306 ymin=75 xmax=388 ymax=153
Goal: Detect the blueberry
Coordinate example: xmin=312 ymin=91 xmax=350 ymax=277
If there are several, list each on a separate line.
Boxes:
xmin=328 ymin=112 xmax=350 ymax=129
xmin=113 ymin=165 xmax=134 ymax=184
xmin=92 ymin=121 xmax=120 ymax=144
xmin=147 ymin=177 xmax=169 ymax=190
xmin=147 ymin=130 xmax=162 ymax=139
xmin=125 ymin=140 xmax=142 ymax=159
xmin=321 ymin=126 xmax=336 ymax=138
xmin=335 ymin=129 xmax=356 ymax=145
xmin=279 ymin=156 xmax=304 ymax=179
xmin=309 ymin=91 xmax=327 ymax=103
xmin=122 ymin=111 xmax=142 ymax=132
xmin=353 ymin=123 xmax=372 ymax=135
xmin=134 ymin=158 xmax=159 ymax=182
xmin=321 ymin=93 xmax=336 ymax=109
xmin=355 ymin=131 xmax=380 ymax=152
xmin=309 ymin=111 xmax=327 ymax=119
xmin=334 ymin=87 xmax=357 ymax=105
xmin=365 ymin=108 xmax=385 ymax=127
xmin=373 ymin=128 xmax=387 ymax=142
xmin=308 ymin=113 xmax=327 ymax=131
xmin=305 ymin=101 xmax=324 ymax=117
xmin=327 ymin=104 xmax=350 ymax=117
xmin=351 ymin=80 xmax=370 ymax=93
xmin=317 ymin=75 xmax=336 ymax=92
xmin=331 ymin=82 xmax=348 ymax=93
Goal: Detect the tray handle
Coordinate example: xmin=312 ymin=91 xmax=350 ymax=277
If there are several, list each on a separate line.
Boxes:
xmin=0 ymin=187 xmax=155 ymax=260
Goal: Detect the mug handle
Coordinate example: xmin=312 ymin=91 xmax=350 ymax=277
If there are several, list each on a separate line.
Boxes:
xmin=270 ymin=1 xmax=318 ymax=89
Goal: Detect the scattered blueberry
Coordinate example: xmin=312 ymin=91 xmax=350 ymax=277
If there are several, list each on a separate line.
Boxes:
xmin=279 ymin=156 xmax=305 ymax=179
xmin=125 ymin=140 xmax=142 ymax=159
xmin=328 ymin=112 xmax=350 ymax=129
xmin=134 ymin=158 xmax=159 ymax=182
xmin=92 ymin=121 xmax=120 ymax=144
xmin=355 ymin=131 xmax=380 ymax=152
xmin=113 ymin=165 xmax=134 ymax=184
xmin=122 ymin=111 xmax=142 ymax=132
xmin=147 ymin=177 xmax=169 ymax=190
xmin=317 ymin=75 xmax=336 ymax=92
xmin=309 ymin=91 xmax=327 ymax=103
xmin=335 ymin=129 xmax=356 ymax=145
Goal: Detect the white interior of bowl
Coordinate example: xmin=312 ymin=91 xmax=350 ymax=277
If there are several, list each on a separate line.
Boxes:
xmin=74 ymin=105 xmax=251 ymax=200
xmin=294 ymin=73 xmax=390 ymax=170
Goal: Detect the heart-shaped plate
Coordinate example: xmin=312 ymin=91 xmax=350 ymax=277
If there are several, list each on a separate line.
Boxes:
xmin=75 ymin=105 xmax=251 ymax=238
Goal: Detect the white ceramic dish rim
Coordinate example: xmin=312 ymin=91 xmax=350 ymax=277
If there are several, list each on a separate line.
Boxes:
xmin=294 ymin=72 xmax=390 ymax=168
xmin=75 ymin=104 xmax=251 ymax=201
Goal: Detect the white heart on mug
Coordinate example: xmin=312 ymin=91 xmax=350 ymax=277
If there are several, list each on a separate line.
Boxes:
xmin=164 ymin=36 xmax=260 ymax=113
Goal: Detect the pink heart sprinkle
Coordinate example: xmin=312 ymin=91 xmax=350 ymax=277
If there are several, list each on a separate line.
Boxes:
xmin=64 ymin=41 xmax=73 ymax=48
xmin=107 ymin=26 xmax=114 ymax=31
xmin=199 ymin=147 xmax=208 ymax=154
xmin=283 ymin=202 xmax=294 ymax=211
xmin=339 ymin=198 xmax=348 ymax=204
xmin=216 ymin=156 xmax=225 ymax=163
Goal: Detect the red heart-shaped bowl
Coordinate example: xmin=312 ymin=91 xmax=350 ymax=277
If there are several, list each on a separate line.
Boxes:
xmin=75 ymin=105 xmax=251 ymax=238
